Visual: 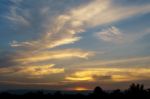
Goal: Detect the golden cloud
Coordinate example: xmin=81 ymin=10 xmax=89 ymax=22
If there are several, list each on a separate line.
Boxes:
xmin=15 ymin=49 xmax=94 ymax=64
xmin=0 ymin=64 xmax=64 ymax=78
xmin=65 ymin=68 xmax=150 ymax=82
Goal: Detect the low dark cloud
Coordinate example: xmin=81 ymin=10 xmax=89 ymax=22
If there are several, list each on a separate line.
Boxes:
xmin=92 ymin=75 xmax=112 ymax=81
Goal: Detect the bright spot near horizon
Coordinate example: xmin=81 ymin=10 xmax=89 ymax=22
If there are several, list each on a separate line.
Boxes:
xmin=74 ymin=87 xmax=90 ymax=91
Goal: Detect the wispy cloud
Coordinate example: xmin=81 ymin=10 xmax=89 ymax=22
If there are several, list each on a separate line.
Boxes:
xmin=96 ymin=26 xmax=124 ymax=43
xmin=0 ymin=64 xmax=64 ymax=78
xmin=67 ymin=0 xmax=150 ymax=27
xmin=0 ymin=49 xmax=93 ymax=67
xmin=6 ymin=1 xmax=30 ymax=26
xmin=65 ymin=68 xmax=150 ymax=82
xmin=8 ymin=0 xmax=150 ymax=50
xmin=15 ymin=49 xmax=94 ymax=64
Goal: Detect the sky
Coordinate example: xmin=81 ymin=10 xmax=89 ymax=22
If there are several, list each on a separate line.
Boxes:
xmin=0 ymin=0 xmax=150 ymax=91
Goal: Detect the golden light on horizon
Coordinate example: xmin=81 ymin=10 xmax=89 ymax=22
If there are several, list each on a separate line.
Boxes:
xmin=66 ymin=87 xmax=90 ymax=91
xmin=74 ymin=87 xmax=89 ymax=91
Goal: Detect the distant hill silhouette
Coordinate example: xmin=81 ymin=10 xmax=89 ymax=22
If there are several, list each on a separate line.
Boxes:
xmin=0 ymin=83 xmax=150 ymax=99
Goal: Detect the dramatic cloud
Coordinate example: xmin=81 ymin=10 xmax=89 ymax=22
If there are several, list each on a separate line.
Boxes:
xmin=66 ymin=68 xmax=150 ymax=82
xmin=0 ymin=49 xmax=93 ymax=67
xmin=9 ymin=0 xmax=150 ymax=50
xmin=0 ymin=64 xmax=64 ymax=78
xmin=0 ymin=0 xmax=150 ymax=89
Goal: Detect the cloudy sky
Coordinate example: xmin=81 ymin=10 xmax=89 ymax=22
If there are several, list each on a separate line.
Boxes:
xmin=0 ymin=0 xmax=150 ymax=91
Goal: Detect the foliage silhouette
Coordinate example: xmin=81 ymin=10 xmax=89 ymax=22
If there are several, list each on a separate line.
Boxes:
xmin=0 ymin=83 xmax=150 ymax=99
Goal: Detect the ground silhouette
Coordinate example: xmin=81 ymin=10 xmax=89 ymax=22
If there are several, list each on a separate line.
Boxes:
xmin=0 ymin=83 xmax=150 ymax=99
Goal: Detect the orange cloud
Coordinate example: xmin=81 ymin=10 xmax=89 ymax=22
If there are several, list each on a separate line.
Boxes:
xmin=65 ymin=68 xmax=150 ymax=82
xmin=0 ymin=64 xmax=64 ymax=78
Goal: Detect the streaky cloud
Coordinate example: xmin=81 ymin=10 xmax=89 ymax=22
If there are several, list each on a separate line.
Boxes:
xmin=65 ymin=68 xmax=150 ymax=82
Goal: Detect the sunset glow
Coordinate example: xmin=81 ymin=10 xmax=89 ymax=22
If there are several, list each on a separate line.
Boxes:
xmin=0 ymin=0 xmax=150 ymax=90
xmin=74 ymin=87 xmax=89 ymax=91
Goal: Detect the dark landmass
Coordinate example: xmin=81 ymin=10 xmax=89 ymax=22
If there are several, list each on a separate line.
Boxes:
xmin=0 ymin=83 xmax=150 ymax=99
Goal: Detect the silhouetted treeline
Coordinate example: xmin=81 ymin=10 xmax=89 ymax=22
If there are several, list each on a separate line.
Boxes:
xmin=1 ymin=83 xmax=150 ymax=99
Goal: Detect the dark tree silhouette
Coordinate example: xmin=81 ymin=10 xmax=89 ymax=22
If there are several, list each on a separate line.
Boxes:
xmin=0 ymin=83 xmax=150 ymax=99
xmin=93 ymin=86 xmax=104 ymax=95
